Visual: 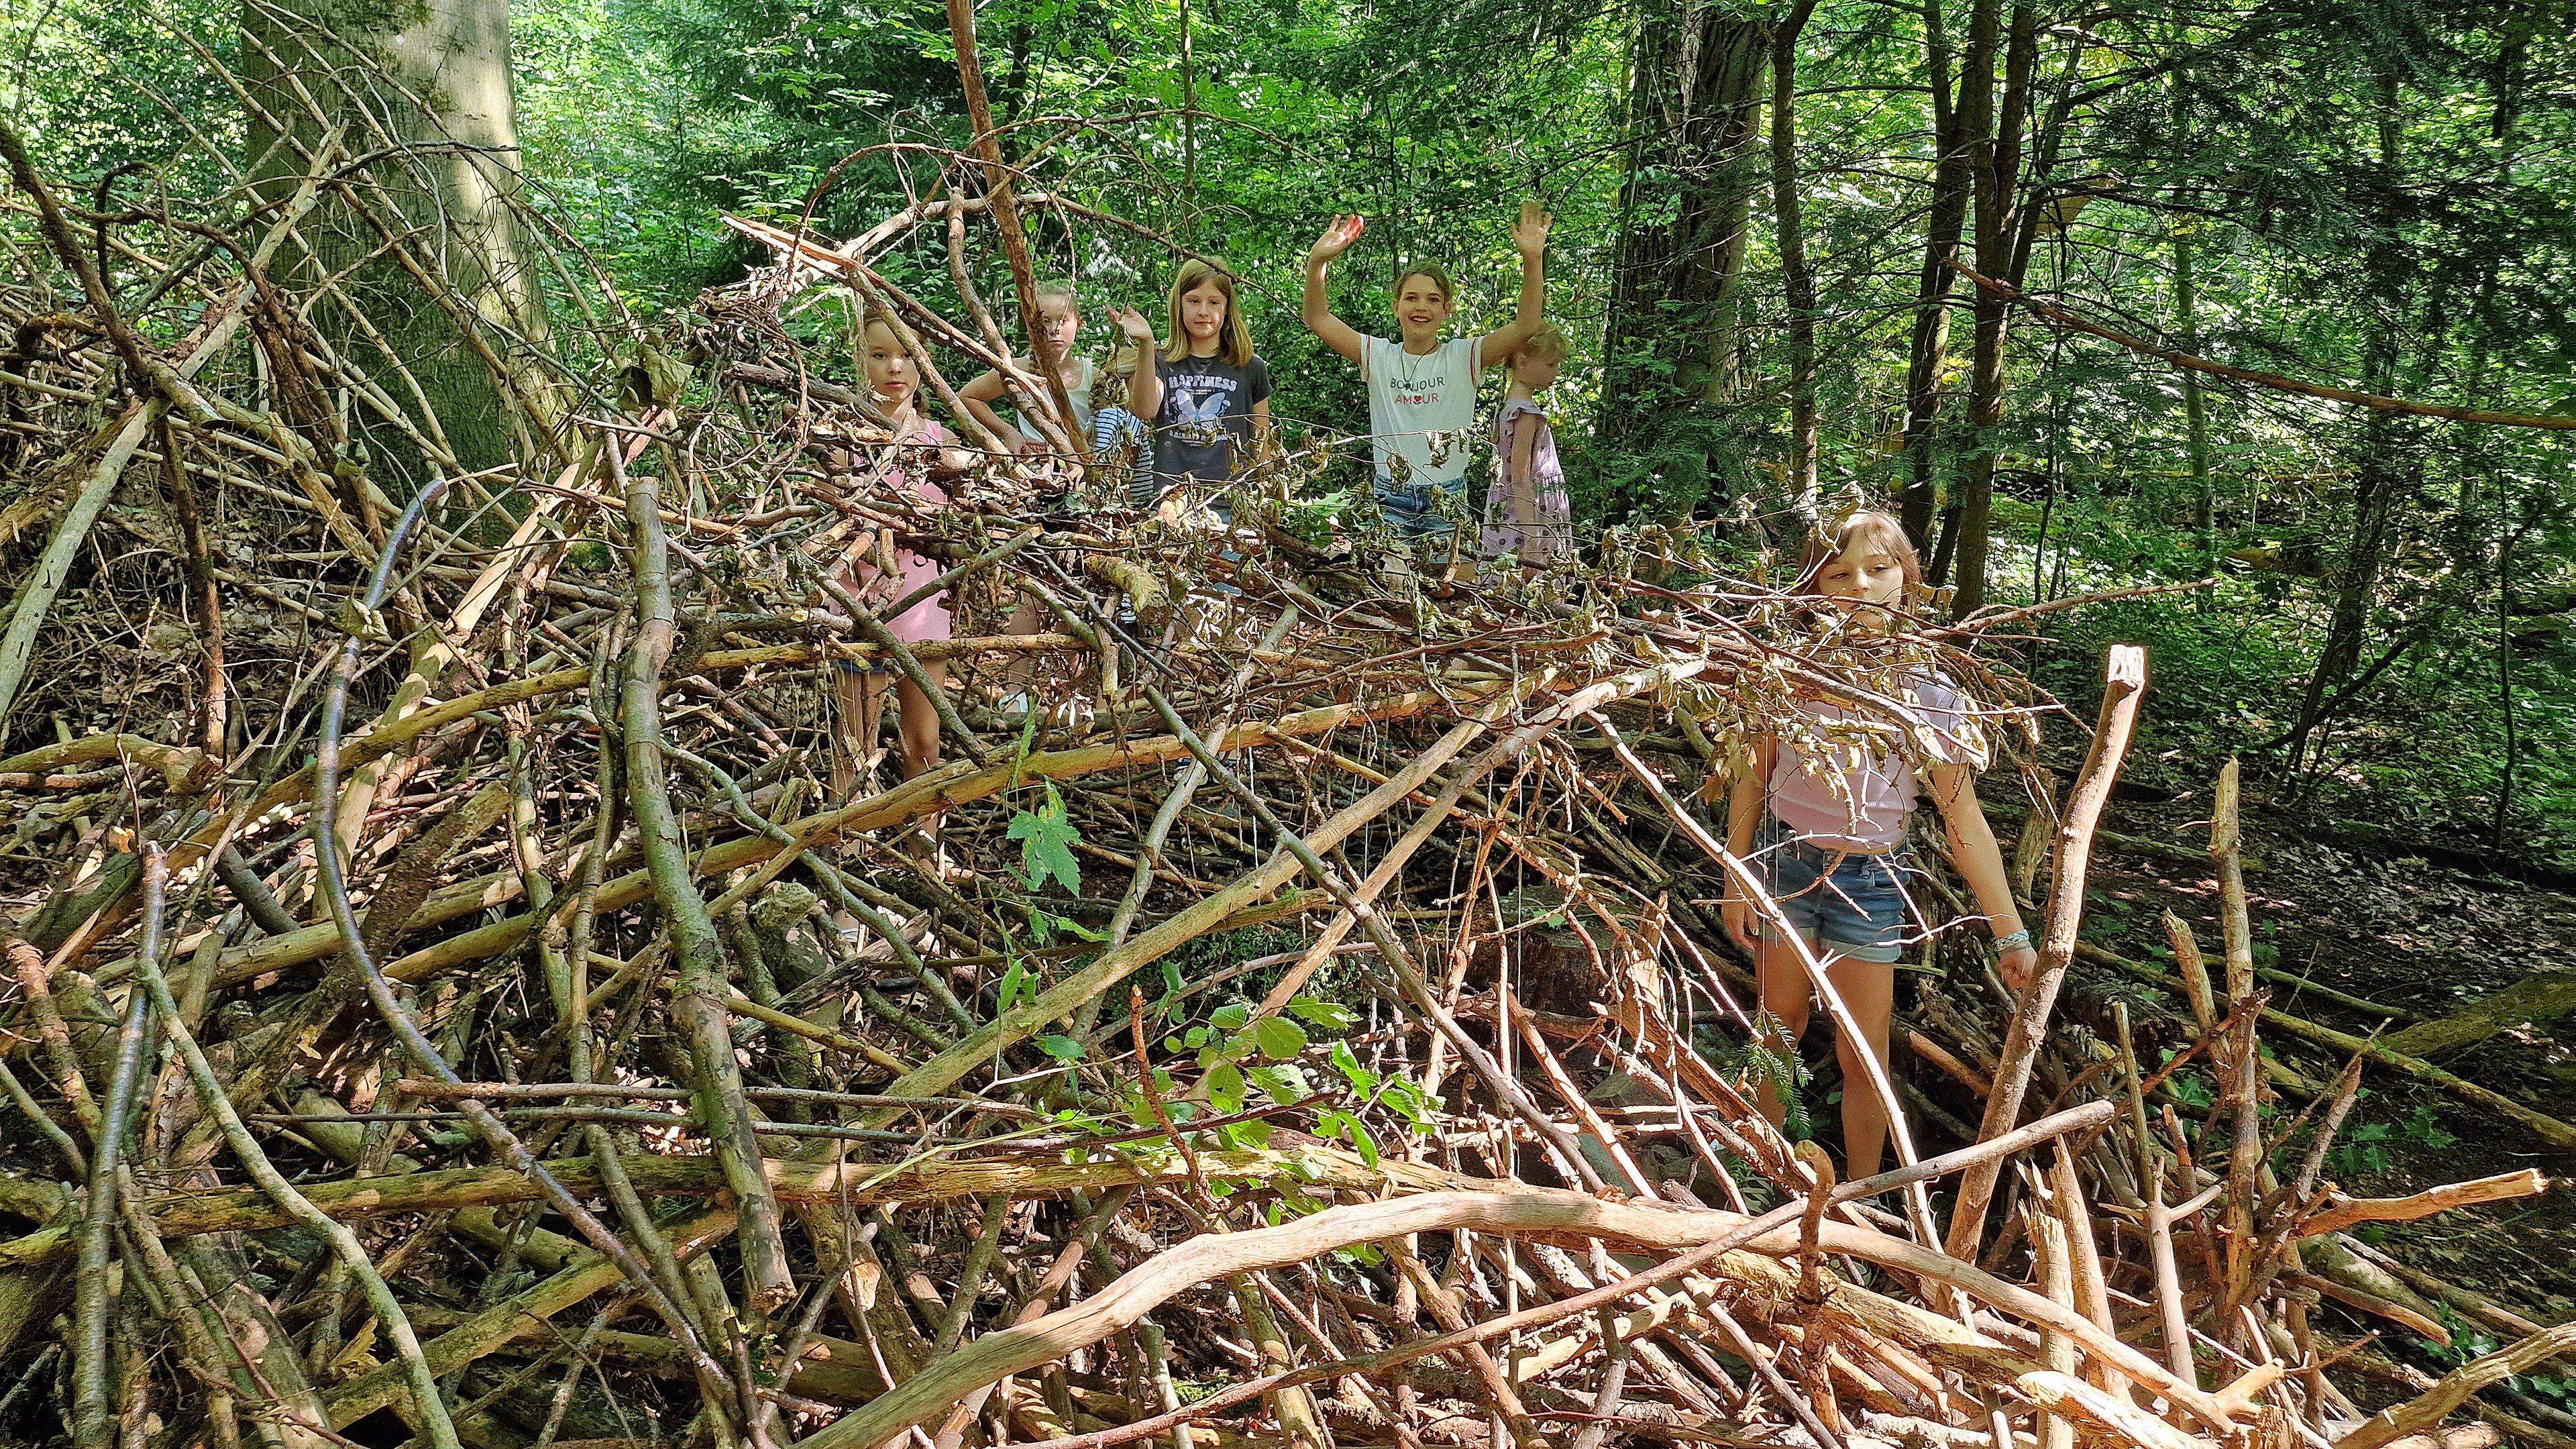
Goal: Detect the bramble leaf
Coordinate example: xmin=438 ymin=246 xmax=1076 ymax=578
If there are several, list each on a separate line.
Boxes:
xmin=1252 ymin=1015 xmax=1308 ymax=1061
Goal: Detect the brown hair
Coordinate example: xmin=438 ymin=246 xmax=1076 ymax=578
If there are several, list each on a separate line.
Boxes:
xmin=1163 ymin=259 xmax=1256 ymax=367
xmin=1794 ymin=510 xmax=1922 ymax=598
xmin=1393 ymin=262 xmax=1454 ymax=307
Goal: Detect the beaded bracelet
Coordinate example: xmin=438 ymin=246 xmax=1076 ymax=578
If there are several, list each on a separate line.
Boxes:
xmin=1992 ymin=928 xmax=2033 ymax=951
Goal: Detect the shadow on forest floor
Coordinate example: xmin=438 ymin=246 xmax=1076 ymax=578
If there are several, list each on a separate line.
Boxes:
xmin=2059 ymin=784 xmax=2576 ymax=1389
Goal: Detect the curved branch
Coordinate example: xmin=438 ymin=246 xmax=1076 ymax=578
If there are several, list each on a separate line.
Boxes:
xmin=1951 ymin=261 xmax=2576 ymax=430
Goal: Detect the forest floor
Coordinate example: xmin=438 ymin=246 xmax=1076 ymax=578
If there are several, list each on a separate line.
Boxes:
xmin=2067 ymin=777 xmax=2576 ymax=1356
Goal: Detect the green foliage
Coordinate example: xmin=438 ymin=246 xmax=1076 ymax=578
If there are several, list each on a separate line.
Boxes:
xmin=1148 ymin=994 xmax=1434 ymax=1169
xmin=1729 ymin=1014 xmax=1811 ymax=1140
xmin=14 ymin=0 xmax=2574 ymax=879
xmin=1007 ymin=783 xmax=1083 ymax=893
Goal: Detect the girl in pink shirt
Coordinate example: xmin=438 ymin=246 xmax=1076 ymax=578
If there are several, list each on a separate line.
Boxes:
xmin=833 ymin=313 xmax=971 ymax=793
xmin=1719 ymin=511 xmax=2032 ymax=1179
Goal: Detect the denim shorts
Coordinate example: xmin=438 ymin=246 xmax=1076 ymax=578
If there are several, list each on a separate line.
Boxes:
xmin=1754 ymin=819 xmax=1916 ymax=964
xmin=1375 ymin=474 xmax=1467 ymax=542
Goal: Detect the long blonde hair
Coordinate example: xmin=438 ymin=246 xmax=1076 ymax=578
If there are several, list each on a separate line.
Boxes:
xmin=1794 ymin=510 xmax=1923 ymax=598
xmin=1163 ymin=259 xmax=1256 ymax=367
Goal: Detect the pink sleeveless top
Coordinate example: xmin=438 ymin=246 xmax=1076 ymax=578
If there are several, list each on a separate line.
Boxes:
xmin=844 ymin=419 xmax=954 ymax=643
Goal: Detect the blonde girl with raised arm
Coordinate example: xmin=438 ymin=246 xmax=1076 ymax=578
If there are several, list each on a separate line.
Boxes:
xmin=1720 ymin=511 xmax=2035 ymax=1180
xmin=957 ymin=279 xmax=1095 ymax=454
xmin=1302 ymin=200 xmax=1549 ymax=541
xmin=1112 ymin=259 xmax=1273 ymax=526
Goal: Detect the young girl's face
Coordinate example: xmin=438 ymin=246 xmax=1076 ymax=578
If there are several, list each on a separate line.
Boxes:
xmin=1179 ymin=281 xmax=1230 ymax=347
xmin=1035 ymin=297 xmax=1081 ymax=357
xmin=1817 ymin=538 xmax=1909 ymax=610
xmin=1512 ymin=351 xmax=1563 ymax=391
xmin=862 ymin=321 xmax=917 ymax=409
xmin=1394 ymin=275 xmax=1453 ymax=339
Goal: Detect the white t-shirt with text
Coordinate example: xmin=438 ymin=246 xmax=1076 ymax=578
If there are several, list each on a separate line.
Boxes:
xmin=1362 ymin=334 xmax=1481 ymax=490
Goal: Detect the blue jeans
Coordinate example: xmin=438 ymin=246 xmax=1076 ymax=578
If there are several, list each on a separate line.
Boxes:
xmin=1753 ymin=819 xmax=1916 ymax=964
xmin=1375 ymin=474 xmax=1466 ymax=543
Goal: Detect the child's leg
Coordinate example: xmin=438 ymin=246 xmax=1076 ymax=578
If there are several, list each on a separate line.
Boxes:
xmin=1751 ymin=930 xmax=1813 ymax=1132
xmin=833 ymin=666 xmax=881 ymax=799
xmin=1000 ymin=596 xmax=1044 ymax=701
xmin=1823 ymin=954 xmax=1898 ymax=1181
xmin=894 ymin=662 xmax=947 ymax=781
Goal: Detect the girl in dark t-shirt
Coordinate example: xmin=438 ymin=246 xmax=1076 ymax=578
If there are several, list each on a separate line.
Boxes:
xmin=1112 ymin=259 xmax=1272 ymax=524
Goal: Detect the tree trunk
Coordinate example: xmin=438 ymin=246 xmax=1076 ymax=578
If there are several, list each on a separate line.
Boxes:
xmin=1898 ymin=0 xmax=1969 ymax=549
xmin=244 ymin=0 xmax=551 ymax=496
xmin=1768 ymin=1 xmax=1823 ymax=527
xmin=1948 ymin=0 xmax=2037 ymax=619
xmin=2169 ymin=81 xmax=2214 ymax=578
xmin=1597 ymin=0 xmax=1773 ymax=522
xmin=2283 ymin=82 xmax=2423 ymax=774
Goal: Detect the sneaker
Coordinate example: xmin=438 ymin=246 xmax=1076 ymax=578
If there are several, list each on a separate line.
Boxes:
xmin=994 ymin=691 xmax=1034 ymax=723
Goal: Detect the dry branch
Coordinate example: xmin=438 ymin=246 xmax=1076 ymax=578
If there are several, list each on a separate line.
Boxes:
xmin=0 ymin=118 xmax=2551 ymax=1449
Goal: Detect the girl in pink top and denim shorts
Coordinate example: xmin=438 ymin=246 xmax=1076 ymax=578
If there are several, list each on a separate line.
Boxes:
xmin=1720 ymin=511 xmax=2035 ymax=1181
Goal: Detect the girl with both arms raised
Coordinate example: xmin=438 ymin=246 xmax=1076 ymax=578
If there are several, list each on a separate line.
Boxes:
xmin=1301 ymin=201 xmax=1551 ymax=541
xmin=1720 ymin=511 xmax=2035 ymax=1182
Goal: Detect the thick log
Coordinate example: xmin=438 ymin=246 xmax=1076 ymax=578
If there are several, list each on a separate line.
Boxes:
xmin=2382 ymin=973 xmax=2576 ymax=1059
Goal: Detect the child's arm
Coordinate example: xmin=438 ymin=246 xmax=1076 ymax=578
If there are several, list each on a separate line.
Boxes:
xmin=1112 ymin=309 xmax=1161 ymax=423
xmin=1474 ymin=200 xmax=1552 ymax=369
xmin=957 ymin=365 xmax=1024 ymax=453
xmin=1720 ymin=734 xmax=1776 ymax=953
xmin=1301 ymin=217 xmax=1369 ymax=364
xmin=1251 ymin=397 xmax=1274 ymax=459
xmin=1925 ymin=763 xmax=2037 ymax=991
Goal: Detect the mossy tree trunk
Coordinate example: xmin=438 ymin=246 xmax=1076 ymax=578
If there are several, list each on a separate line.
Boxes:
xmin=244 ymin=0 xmax=553 ymax=497
xmin=1595 ymin=1 xmax=1772 ymax=524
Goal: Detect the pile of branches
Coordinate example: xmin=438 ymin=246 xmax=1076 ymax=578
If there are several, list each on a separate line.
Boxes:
xmin=0 ymin=81 xmax=2565 ymax=1449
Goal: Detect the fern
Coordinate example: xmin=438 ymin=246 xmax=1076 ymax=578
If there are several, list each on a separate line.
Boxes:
xmin=1731 ymin=1013 xmax=1813 ymax=1140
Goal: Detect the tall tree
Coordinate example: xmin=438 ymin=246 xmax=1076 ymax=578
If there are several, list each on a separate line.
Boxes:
xmin=1896 ymin=0 xmax=1972 ymax=550
xmin=1595 ymin=0 xmax=1774 ymax=522
xmin=245 ymin=0 xmax=553 ymax=491
xmin=1768 ymin=0 xmax=1823 ymax=525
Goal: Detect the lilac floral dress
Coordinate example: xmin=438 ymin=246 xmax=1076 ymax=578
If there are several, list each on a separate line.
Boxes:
xmin=1481 ymin=397 xmax=1571 ymax=566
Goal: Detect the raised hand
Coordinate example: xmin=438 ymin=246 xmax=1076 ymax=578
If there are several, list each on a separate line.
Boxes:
xmin=1307 ymin=215 xmax=1366 ymax=267
xmin=1512 ymin=198 xmax=1552 ymax=258
xmin=1110 ymin=305 xmax=1156 ymax=346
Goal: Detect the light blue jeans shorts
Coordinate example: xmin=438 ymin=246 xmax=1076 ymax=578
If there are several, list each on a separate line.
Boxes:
xmin=1753 ymin=818 xmax=1917 ymax=964
xmin=1374 ymin=474 xmax=1467 ymax=542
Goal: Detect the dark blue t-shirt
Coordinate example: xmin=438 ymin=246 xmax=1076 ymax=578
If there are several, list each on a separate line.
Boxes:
xmin=1151 ymin=352 xmax=1271 ymax=497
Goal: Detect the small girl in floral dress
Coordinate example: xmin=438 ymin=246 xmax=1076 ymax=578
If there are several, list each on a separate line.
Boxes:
xmin=1481 ymin=323 xmax=1573 ymax=579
